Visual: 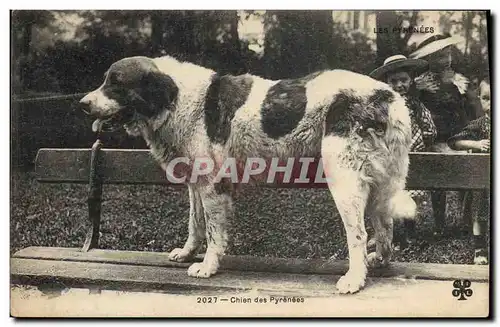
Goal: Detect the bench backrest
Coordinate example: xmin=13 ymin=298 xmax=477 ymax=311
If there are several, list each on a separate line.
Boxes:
xmin=35 ymin=149 xmax=490 ymax=190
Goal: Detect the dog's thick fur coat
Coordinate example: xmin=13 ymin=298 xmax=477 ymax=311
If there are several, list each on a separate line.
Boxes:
xmin=80 ymin=55 xmax=416 ymax=294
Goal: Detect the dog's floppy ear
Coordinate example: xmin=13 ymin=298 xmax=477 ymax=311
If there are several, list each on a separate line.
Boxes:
xmin=138 ymin=70 xmax=179 ymax=117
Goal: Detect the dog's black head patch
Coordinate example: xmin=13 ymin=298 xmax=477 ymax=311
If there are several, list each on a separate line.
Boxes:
xmin=136 ymin=69 xmax=179 ymax=117
xmin=102 ymin=57 xmax=179 ymax=118
xmin=80 ymin=56 xmax=178 ymax=131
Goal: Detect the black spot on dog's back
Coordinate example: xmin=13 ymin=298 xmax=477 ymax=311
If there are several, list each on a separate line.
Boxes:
xmin=325 ymin=91 xmax=361 ymax=136
xmin=325 ymin=88 xmax=393 ymax=137
xmin=204 ymin=74 xmax=253 ymax=144
xmin=367 ymin=89 xmax=394 ymax=109
xmin=261 ymin=71 xmax=323 ymax=139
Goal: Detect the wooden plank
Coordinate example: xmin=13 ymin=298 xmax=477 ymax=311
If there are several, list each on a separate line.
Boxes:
xmin=408 ymin=152 xmax=490 ymax=190
xmin=13 ymin=247 xmax=490 ymax=282
xmin=10 ymin=258 xmax=488 ymax=298
xmin=35 ymin=149 xmax=167 ymax=185
xmin=11 ymin=258 xmax=250 ymax=295
xmin=35 ymin=148 xmax=490 ymax=189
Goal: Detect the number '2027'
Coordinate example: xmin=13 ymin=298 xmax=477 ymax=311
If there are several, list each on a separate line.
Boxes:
xmin=197 ymin=297 xmax=217 ymax=303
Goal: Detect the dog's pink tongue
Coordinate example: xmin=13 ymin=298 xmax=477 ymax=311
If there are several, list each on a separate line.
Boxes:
xmin=92 ymin=119 xmax=104 ymax=132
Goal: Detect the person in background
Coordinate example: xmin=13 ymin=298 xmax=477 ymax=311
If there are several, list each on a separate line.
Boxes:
xmin=409 ymin=33 xmax=483 ymax=235
xmin=447 ymin=79 xmax=490 ymax=264
xmin=369 ymin=54 xmax=437 ymax=248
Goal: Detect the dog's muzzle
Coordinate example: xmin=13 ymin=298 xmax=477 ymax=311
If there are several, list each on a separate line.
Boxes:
xmin=79 ymin=97 xmax=135 ymax=133
xmin=78 ymin=95 xmax=93 ymax=115
xmin=91 ymin=110 xmax=136 ymax=133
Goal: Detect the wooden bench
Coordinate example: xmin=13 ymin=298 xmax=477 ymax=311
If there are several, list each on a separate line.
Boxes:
xmin=11 ymin=142 xmax=491 ymax=299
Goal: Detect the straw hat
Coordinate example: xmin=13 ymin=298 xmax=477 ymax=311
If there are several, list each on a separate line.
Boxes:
xmin=369 ymin=54 xmax=428 ymax=80
xmin=409 ymin=33 xmax=462 ymax=59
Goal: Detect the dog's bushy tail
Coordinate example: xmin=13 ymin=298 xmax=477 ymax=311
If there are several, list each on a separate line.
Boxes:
xmin=389 ymin=190 xmax=417 ymax=220
xmin=351 ymin=86 xmax=416 ymax=221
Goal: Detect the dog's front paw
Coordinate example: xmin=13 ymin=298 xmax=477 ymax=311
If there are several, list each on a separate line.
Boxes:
xmin=168 ymin=248 xmax=195 ymax=262
xmin=367 ymin=252 xmax=389 ymax=269
xmin=187 ymin=262 xmax=218 ymax=278
xmin=336 ymin=270 xmax=366 ymax=294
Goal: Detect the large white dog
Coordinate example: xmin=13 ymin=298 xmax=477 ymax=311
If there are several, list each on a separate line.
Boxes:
xmin=79 ymin=55 xmax=416 ymax=294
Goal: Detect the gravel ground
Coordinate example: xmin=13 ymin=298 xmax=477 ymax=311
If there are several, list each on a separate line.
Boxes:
xmin=11 ymin=169 xmax=483 ymax=264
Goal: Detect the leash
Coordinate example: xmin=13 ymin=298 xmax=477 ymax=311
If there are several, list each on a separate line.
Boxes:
xmin=82 ymin=131 xmax=104 ymax=252
xmin=12 ymin=92 xmax=88 ymax=103
xmin=14 ymin=90 xmax=106 ymax=251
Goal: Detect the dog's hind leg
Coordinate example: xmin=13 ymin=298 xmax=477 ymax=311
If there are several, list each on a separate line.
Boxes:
xmin=322 ymin=135 xmax=370 ymax=294
xmin=367 ymin=183 xmax=416 ymax=268
xmin=187 ymin=185 xmax=232 ymax=278
xmin=169 ymin=184 xmax=206 ymax=262
xmin=366 ymin=190 xmax=395 ymax=269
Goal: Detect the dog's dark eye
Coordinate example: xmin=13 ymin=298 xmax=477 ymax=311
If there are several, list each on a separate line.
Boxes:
xmin=108 ymin=72 xmax=119 ymax=84
xmin=106 ymin=86 xmax=130 ymax=99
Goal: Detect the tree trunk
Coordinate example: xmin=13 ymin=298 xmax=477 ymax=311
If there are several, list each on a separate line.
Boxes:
xmin=375 ymin=11 xmax=402 ymax=66
xmin=263 ymin=10 xmax=333 ymax=79
xmin=463 ymin=11 xmax=473 ymax=57
xmin=21 ymin=22 xmax=32 ymax=57
xmin=182 ymin=11 xmax=196 ymax=56
xmin=363 ymin=11 xmax=370 ymax=33
xmin=19 ymin=23 xmax=33 ymax=91
xmin=227 ymin=11 xmax=245 ymax=73
xmin=353 ymin=11 xmax=360 ymax=30
xmin=150 ymin=12 xmax=165 ymax=56
xmin=477 ymin=13 xmax=487 ymax=81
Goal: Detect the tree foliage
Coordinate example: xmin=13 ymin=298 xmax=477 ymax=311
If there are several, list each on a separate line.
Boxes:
xmin=261 ymin=10 xmax=333 ymax=79
xmin=10 ymin=10 xmax=491 ymax=167
xmin=11 ymin=10 xmax=490 ymax=94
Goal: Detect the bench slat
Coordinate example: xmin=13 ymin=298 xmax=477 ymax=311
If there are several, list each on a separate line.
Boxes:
xmin=14 ymin=257 xmax=486 ymax=300
xmin=408 ymin=152 xmax=490 ymax=190
xmin=35 ymin=149 xmax=490 ymax=189
xmin=35 ymin=148 xmax=165 ymax=185
xmin=13 ymin=246 xmax=489 ymax=282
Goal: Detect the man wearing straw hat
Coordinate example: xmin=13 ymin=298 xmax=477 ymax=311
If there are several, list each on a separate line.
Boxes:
xmin=409 ymin=33 xmax=483 ymax=237
xmin=370 ymin=54 xmax=437 ymax=248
